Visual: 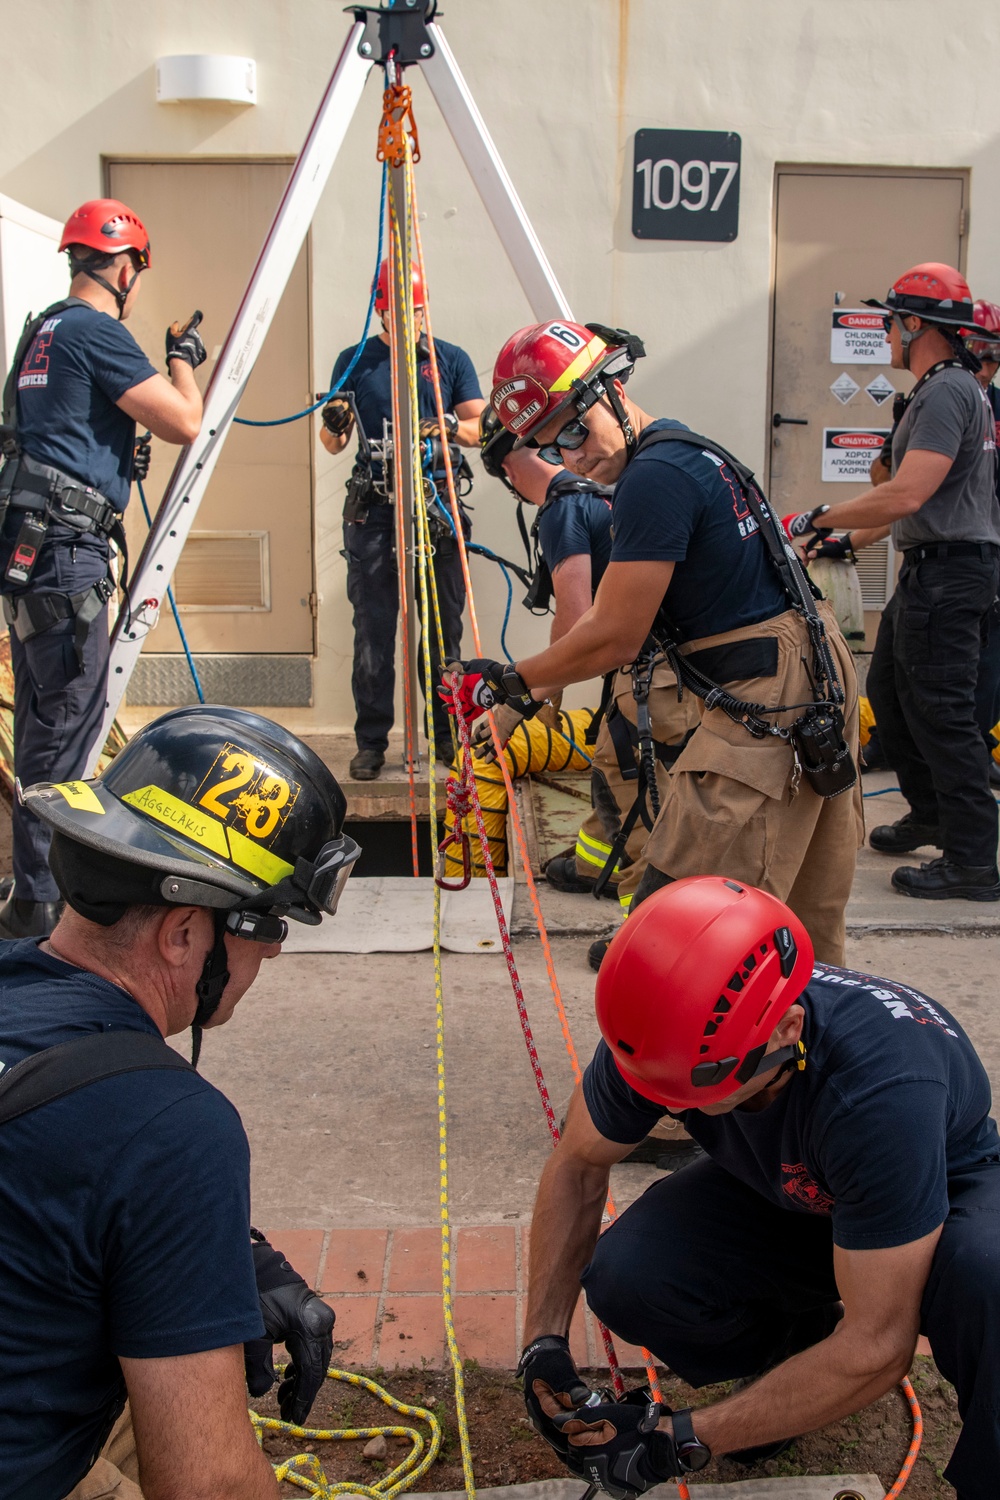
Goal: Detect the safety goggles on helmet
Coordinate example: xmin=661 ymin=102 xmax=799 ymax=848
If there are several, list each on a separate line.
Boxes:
xmin=228 ymin=831 xmax=361 ymax=942
xmin=966 ymin=336 xmax=1000 ymax=361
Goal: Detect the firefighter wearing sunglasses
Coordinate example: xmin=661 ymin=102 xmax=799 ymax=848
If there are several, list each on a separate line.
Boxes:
xmin=443 ymin=320 xmax=862 ymax=966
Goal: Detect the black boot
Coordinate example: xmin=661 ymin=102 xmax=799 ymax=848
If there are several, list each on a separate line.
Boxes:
xmin=724 ymin=1302 xmax=844 ymax=1466
xmin=588 ymin=937 xmax=613 ymax=971
xmin=545 ymin=851 xmax=619 ymax=899
xmin=349 ymin=749 xmax=385 ymax=782
xmin=869 ymin=813 xmax=942 ymax=854
xmin=892 ymin=858 xmax=1000 ymax=901
xmin=0 ymin=894 xmax=62 ymax=940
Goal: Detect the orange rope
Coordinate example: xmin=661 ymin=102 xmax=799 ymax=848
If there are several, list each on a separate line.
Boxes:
xmin=885 ymin=1376 xmax=923 ymax=1498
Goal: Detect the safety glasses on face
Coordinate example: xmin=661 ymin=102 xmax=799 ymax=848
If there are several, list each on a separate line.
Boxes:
xmin=533 ymin=415 xmax=591 ymax=466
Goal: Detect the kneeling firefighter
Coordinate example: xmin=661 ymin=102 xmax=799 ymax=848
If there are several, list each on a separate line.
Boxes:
xmin=320 ymin=260 xmax=485 ymax=780
xmin=479 ymin=410 xmax=699 ymax=957
xmin=444 ymin=321 xmax=863 ymax=965
xmin=0 ymin=198 xmax=206 ymax=940
xmin=0 ymin=704 xmax=361 ymax=1499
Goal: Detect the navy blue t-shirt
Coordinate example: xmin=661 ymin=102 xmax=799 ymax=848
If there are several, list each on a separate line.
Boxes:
xmin=332 ymin=334 xmax=481 ymax=480
xmin=0 ymin=942 xmax=262 ymax=1500
xmin=536 ymin=474 xmax=613 ymax=595
xmin=583 ymin=962 xmax=1000 ymax=1252
xmin=609 ymin=419 xmax=787 ymax=641
xmin=15 ymin=302 xmax=156 ymax=511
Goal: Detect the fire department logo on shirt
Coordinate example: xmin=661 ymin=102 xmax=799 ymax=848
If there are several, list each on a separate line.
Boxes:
xmin=781 ymin=1162 xmax=833 ymax=1214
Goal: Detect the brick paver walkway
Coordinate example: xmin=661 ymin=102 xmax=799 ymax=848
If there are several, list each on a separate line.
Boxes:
xmin=264 ymin=1224 xmax=649 ymax=1371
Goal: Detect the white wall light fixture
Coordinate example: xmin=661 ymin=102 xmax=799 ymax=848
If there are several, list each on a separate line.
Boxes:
xmin=156 ymin=55 xmax=257 ymax=106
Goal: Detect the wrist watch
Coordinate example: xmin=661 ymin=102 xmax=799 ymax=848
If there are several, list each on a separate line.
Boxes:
xmin=671 ymin=1408 xmax=711 ymax=1473
xmin=499 ymin=667 xmax=543 ymax=719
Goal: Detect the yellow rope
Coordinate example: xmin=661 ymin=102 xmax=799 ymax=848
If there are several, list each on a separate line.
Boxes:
xmin=250 ymin=1366 xmax=442 ymax=1498
xmin=390 ymin=145 xmax=476 ymax=1500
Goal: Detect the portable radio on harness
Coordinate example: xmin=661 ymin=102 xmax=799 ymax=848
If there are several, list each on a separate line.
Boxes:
xmin=5 ymin=512 xmax=49 ymax=586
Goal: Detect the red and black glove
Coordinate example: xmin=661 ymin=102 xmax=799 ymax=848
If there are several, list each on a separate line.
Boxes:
xmin=244 ymin=1235 xmax=335 ymax=1427
xmin=782 ymin=506 xmax=832 ymax=546
xmin=438 ymin=660 xmax=542 ymax=724
xmin=132 ymin=433 xmax=152 ymax=484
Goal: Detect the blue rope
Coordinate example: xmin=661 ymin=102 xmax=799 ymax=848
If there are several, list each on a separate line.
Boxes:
xmin=233 ymin=163 xmax=388 ymax=427
xmin=136 ymin=466 xmax=204 ymax=704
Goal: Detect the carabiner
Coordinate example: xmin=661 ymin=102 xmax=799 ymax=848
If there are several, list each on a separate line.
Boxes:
xmin=435 ymin=828 xmax=472 ymax=891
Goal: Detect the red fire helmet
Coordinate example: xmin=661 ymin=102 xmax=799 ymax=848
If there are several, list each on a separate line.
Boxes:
xmin=863 ymin=262 xmax=991 ymax=333
xmin=967 ymin=299 xmax=1000 ymax=358
xmin=490 ymin=321 xmax=638 ymax=443
xmin=374 ymin=259 xmax=425 ymax=314
xmin=594 ymin=876 xmax=814 ymax=1110
xmin=58 ymin=199 xmax=151 ymax=268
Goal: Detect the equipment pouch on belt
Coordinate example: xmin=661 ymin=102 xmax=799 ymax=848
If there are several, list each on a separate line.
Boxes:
xmin=633 ymin=426 xmax=857 ymax=799
xmin=343 ymin=458 xmax=377 ymax=524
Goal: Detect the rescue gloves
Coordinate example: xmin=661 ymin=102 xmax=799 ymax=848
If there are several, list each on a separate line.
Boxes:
xmin=132 ymin=433 xmax=152 ymax=483
xmin=244 ymin=1234 xmax=335 ymax=1426
xmin=438 ymin=659 xmax=543 ymax=725
xmin=551 ymin=1389 xmax=689 ymax=1499
xmin=165 ymin=309 xmax=206 ymax=369
xmin=809 ymin=534 xmax=855 ymax=563
xmin=517 ymin=1334 xmax=596 ymax=1458
xmin=419 ymin=413 xmax=459 ymax=439
xmin=322 ymin=397 xmax=355 ymax=437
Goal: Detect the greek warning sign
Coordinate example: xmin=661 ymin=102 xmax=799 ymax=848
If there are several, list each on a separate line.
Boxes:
xmin=830 ymin=309 xmax=890 ymax=365
xmin=822 ymin=427 xmax=890 ymax=483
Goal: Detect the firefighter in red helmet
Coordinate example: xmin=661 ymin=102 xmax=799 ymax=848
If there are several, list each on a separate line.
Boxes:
xmin=791 ymin=264 xmax=1000 ymax=900
xmin=444 ymin=319 xmax=862 ymax=967
xmin=517 ymin=875 xmax=1000 ymax=1497
xmin=0 ymin=198 xmax=206 ymax=940
xmin=320 ymin=259 xmax=484 ymax=781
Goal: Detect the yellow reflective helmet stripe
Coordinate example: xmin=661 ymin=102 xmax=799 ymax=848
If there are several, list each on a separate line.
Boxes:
xmin=123 ymin=785 xmax=229 ymax=856
xmin=226 ymin=826 xmax=294 ymax=885
xmin=51 ymin=781 xmax=105 ymax=816
xmin=549 ymin=335 xmax=607 ymax=394
xmin=122 ymin=783 xmax=295 ymax=887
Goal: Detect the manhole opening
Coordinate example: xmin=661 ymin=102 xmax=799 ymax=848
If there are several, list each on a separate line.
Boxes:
xmin=344 ymin=818 xmax=435 ymax=878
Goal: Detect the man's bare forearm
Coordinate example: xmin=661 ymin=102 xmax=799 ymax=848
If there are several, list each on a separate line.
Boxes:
xmin=677 ymin=1324 xmax=913 ymax=1455
xmin=524 ymin=1148 xmax=611 ymax=1344
xmin=517 ymin=608 xmax=634 ymax=696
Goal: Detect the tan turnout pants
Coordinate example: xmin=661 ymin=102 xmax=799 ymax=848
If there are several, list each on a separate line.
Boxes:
xmin=640 ymin=603 xmax=864 ymax=964
xmin=574 ymin=662 xmax=700 ymax=907
xmin=64 ymin=1407 xmax=142 ymax=1500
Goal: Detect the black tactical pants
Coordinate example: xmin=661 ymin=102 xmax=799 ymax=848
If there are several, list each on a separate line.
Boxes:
xmin=344 ymin=509 xmax=468 ymax=757
xmin=9 ymin=602 xmax=109 ymax=901
xmin=867 ymin=549 xmax=1000 ymax=867
xmin=582 ymin=1156 xmax=1000 ymax=1500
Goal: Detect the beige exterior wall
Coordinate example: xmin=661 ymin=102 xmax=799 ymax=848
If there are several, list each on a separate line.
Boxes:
xmin=1 ymin=0 xmax=999 ymax=732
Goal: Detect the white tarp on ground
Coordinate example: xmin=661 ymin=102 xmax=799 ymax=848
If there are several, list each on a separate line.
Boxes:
xmin=282 ymin=876 xmax=515 ymax=955
xmin=433 ymin=1479 xmax=884 ymax=1500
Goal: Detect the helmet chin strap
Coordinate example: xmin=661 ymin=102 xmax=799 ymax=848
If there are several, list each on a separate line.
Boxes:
xmin=190 ymin=909 xmax=231 ymax=1068
xmin=71 ymin=257 xmax=140 ymax=320
xmin=896 ymin=314 xmax=931 ymax=373
xmin=603 ymin=379 xmax=637 ymax=456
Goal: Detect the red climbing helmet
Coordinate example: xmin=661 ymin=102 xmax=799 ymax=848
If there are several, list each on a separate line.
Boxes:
xmin=374 ymin=259 xmax=425 ymax=314
xmin=863 ymin=263 xmax=988 ymax=331
xmin=594 ymin=876 xmax=814 ymax=1110
xmin=966 ymin=299 xmax=1000 ymax=359
xmin=490 ymin=321 xmax=644 ymax=444
xmin=59 ymin=199 xmax=151 ymax=269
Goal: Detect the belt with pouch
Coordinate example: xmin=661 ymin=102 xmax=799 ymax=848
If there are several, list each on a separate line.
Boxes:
xmin=0 ymin=452 xmax=118 ymax=536
xmin=2 ymin=576 xmax=114 ymax=668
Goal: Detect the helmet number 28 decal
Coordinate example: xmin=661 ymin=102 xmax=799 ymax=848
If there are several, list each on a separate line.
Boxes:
xmin=545 ymin=323 xmax=586 ymax=350
xmin=196 ymin=743 xmax=300 ymax=847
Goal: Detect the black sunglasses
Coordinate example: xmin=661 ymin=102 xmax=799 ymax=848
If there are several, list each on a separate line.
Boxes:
xmin=531 ymin=416 xmax=592 ymax=466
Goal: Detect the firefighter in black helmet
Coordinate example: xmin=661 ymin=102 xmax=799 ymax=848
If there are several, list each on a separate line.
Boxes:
xmin=0 ymin=706 xmax=360 ymax=1500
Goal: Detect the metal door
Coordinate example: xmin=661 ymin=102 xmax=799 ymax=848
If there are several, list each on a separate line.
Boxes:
xmin=769 ymin=168 xmax=967 ymax=642
xmin=107 ymin=160 xmax=314 ymax=658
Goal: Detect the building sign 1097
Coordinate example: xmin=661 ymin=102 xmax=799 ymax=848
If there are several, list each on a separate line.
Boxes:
xmin=632 ymin=129 xmax=741 ymax=242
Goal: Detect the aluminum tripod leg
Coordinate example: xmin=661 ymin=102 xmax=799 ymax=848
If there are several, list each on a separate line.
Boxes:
xmin=421 ymin=23 xmax=572 ymax=321
xmin=84 ymin=21 xmax=372 ymax=774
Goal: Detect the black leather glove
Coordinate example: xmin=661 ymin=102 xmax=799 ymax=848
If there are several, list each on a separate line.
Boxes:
xmin=244 ymin=1236 xmax=335 ymax=1426
xmin=438 ymin=659 xmax=542 ymax=725
xmin=322 ymin=397 xmax=354 ymax=437
xmin=518 ymin=1334 xmax=597 ymax=1458
xmin=419 ymin=413 xmax=459 ymax=439
xmin=553 ymin=1390 xmax=685 ymax=1498
xmin=809 ymin=534 xmax=855 ymax=562
xmin=166 ymin=310 xmax=206 ymax=369
xmin=132 ymin=433 xmax=152 ymax=484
